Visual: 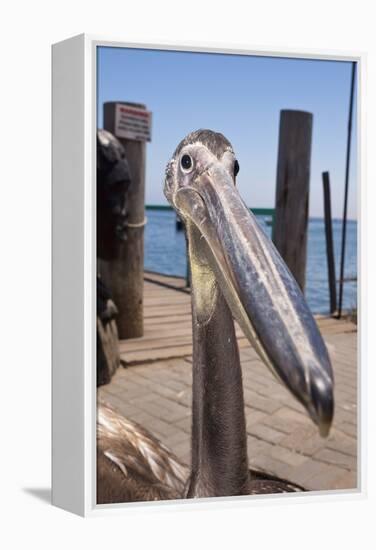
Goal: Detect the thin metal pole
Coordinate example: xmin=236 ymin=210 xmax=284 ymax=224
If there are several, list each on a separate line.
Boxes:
xmin=322 ymin=172 xmax=337 ymax=315
xmin=338 ymin=62 xmax=356 ymax=319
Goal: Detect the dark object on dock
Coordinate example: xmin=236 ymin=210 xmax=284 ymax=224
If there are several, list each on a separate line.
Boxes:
xmin=97 ymin=129 xmax=132 ymax=260
xmin=176 ymin=215 xmax=183 ymax=230
xmin=322 ymin=172 xmax=337 ymax=315
xmin=338 ymin=62 xmax=356 ymax=319
xmin=97 ymin=277 xmax=120 ymax=386
xmin=272 ymin=110 xmax=313 ymax=292
xmin=97 ymin=129 xmax=132 ymax=384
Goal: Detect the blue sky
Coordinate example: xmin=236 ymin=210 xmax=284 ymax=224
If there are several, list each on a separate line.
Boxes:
xmin=97 ymin=47 xmax=357 ymax=219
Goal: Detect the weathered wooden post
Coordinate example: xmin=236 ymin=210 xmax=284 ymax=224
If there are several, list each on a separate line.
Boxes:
xmin=102 ymin=101 xmax=152 ymax=338
xmin=272 ymin=109 xmax=313 ymax=292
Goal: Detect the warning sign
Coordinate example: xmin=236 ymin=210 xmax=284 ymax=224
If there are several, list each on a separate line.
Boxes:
xmin=114 ymin=104 xmax=152 ymax=142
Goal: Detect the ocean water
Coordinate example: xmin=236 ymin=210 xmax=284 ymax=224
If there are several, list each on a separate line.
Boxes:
xmin=144 ymin=209 xmax=357 ymax=315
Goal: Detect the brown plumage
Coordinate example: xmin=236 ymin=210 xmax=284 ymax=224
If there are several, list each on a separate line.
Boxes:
xmin=97 ymin=402 xmax=304 ymax=504
xmin=97 ymin=402 xmax=188 ymax=503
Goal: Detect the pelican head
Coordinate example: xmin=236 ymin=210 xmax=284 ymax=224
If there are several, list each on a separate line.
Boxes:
xmin=164 ymin=129 xmax=334 ymax=436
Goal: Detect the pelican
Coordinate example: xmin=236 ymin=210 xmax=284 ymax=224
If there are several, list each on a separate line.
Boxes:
xmin=97 ymin=129 xmax=334 ymax=503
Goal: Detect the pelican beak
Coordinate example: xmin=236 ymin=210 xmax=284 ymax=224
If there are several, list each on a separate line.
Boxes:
xmin=173 ymin=161 xmax=334 ymax=437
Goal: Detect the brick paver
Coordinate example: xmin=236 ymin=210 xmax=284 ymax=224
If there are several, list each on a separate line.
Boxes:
xmin=98 ymin=328 xmax=358 ymax=492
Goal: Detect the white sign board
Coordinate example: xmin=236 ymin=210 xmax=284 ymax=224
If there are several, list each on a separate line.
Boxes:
xmin=114 ymin=104 xmax=152 ymax=142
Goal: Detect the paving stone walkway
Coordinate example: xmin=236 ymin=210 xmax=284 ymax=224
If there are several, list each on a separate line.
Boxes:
xmin=99 ymin=309 xmax=358 ymax=492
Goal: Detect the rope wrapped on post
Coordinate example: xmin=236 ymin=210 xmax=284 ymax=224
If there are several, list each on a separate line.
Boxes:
xmin=125 ymin=216 xmax=147 ymax=228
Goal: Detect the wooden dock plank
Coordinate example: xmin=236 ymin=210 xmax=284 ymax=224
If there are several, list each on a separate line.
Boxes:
xmin=119 ymin=274 xmax=357 ymax=366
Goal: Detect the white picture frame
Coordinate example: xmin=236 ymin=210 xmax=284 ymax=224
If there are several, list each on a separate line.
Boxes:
xmin=52 ymin=34 xmax=365 ymax=517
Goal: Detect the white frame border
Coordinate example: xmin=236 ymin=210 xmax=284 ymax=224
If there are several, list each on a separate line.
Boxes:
xmin=52 ymin=33 xmax=366 ymax=517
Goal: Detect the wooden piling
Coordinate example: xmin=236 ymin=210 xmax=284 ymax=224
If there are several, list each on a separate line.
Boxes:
xmin=102 ymin=101 xmax=148 ymax=338
xmin=322 ymin=172 xmax=337 ymax=315
xmin=272 ymin=110 xmax=313 ymax=291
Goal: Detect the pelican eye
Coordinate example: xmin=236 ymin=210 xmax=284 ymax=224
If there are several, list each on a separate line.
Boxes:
xmin=234 ymin=159 xmax=240 ymax=177
xmin=180 ymin=154 xmax=193 ymax=172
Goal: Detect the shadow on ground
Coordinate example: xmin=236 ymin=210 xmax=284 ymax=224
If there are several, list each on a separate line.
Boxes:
xmin=23 ymin=487 xmax=51 ymax=504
